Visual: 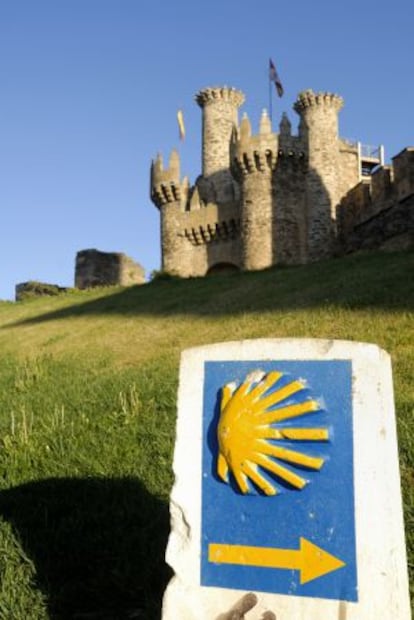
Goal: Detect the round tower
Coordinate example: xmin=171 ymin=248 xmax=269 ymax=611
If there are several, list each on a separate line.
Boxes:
xmin=150 ymin=149 xmax=189 ymax=275
xmin=232 ymin=110 xmax=277 ymax=271
xmin=195 ymin=86 xmax=245 ymax=204
xmin=293 ymin=90 xmax=344 ymax=260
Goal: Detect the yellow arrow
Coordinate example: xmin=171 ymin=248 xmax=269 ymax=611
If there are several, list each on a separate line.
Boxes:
xmin=209 ymin=538 xmax=345 ymax=585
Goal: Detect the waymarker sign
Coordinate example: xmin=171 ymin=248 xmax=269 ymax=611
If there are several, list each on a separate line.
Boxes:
xmin=162 ymin=339 xmax=411 ymax=620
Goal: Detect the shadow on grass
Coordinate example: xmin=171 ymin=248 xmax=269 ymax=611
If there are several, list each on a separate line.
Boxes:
xmin=0 ymin=477 xmax=171 ymax=619
xmin=4 ymin=251 xmax=414 ymax=328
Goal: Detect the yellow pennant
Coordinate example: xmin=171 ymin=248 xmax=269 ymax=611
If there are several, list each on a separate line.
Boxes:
xmin=177 ymin=109 xmax=185 ymax=141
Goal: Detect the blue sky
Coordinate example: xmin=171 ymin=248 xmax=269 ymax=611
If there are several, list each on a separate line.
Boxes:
xmin=0 ymin=0 xmax=413 ymax=300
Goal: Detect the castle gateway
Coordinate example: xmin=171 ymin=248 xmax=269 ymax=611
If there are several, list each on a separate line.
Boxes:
xmin=150 ymin=86 xmax=413 ymax=277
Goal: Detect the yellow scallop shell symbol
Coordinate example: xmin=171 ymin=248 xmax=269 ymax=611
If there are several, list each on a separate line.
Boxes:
xmin=216 ymin=370 xmax=329 ymax=496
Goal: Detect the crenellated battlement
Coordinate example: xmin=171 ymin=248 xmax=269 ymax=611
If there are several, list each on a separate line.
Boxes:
xmin=184 ymin=218 xmax=240 ymax=246
xmin=293 ymin=90 xmax=344 ymax=114
xmin=195 ymin=86 xmax=245 ymax=109
xmin=231 ymin=109 xmax=308 ymax=178
xmin=276 ymin=149 xmax=307 ymax=170
xmin=151 ymin=150 xmax=180 ymax=186
xmin=150 ymin=150 xmax=187 ymax=208
xmin=231 ymin=111 xmax=278 ymax=177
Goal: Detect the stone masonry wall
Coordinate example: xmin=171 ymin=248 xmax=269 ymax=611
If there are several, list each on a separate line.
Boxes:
xmin=273 ymin=152 xmax=307 ymax=264
xmin=240 ymin=170 xmax=273 ymax=270
xmin=338 ymin=147 xmax=414 ymax=253
xmin=75 ymin=249 xmax=145 ymax=289
xmin=338 ymin=141 xmax=360 ymax=199
xmin=342 ymin=195 xmax=414 ymax=253
xmin=160 ymin=201 xmax=242 ymax=276
xmin=161 ymin=204 xmax=192 ymax=275
xmin=392 ymin=147 xmax=414 ymax=201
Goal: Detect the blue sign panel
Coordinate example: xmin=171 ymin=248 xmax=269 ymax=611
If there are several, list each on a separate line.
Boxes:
xmin=200 ymin=360 xmax=358 ymax=602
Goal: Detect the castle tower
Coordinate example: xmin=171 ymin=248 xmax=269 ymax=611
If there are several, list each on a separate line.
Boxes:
xmin=195 ymin=86 xmax=245 ymax=204
xmin=272 ymin=113 xmax=308 ymax=265
xmin=232 ymin=110 xmax=277 ymax=270
xmin=150 ymin=83 xmax=391 ymax=278
xmin=294 ymin=90 xmax=344 ymax=260
xmin=150 ymin=149 xmax=189 ymax=274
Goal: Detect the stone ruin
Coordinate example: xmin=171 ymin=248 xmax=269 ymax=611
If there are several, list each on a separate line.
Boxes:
xmin=74 ymin=249 xmax=145 ymax=290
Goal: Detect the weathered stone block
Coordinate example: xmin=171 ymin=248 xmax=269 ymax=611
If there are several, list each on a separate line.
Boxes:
xmin=15 ymin=280 xmax=70 ymax=301
xmin=75 ymin=249 xmax=145 ymax=289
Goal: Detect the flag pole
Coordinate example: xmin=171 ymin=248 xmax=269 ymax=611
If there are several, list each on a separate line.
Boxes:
xmin=269 ymin=72 xmax=273 ymax=122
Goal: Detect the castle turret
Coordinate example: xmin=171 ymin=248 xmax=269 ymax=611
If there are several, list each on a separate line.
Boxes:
xmin=150 ymin=149 xmax=188 ymax=274
xmin=294 ymin=90 xmax=344 ymax=260
xmin=279 ymin=112 xmax=292 ymax=139
xmin=232 ymin=110 xmax=277 ymax=270
xmin=195 ymin=86 xmax=245 ymax=204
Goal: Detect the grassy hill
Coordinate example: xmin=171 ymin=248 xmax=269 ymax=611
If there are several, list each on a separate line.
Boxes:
xmin=0 ymin=250 xmax=412 ymax=618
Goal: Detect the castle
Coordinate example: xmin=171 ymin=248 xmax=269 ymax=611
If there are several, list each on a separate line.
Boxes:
xmin=150 ymin=86 xmax=414 ymax=276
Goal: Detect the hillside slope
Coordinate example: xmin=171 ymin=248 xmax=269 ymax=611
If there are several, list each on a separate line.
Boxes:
xmin=0 ymin=250 xmax=412 ymax=618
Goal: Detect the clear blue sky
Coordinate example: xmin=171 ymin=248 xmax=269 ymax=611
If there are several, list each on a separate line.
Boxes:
xmin=0 ymin=0 xmax=413 ymax=300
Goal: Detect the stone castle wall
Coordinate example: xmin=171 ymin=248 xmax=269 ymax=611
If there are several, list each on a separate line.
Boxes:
xmin=339 ymin=195 xmax=414 ymax=253
xmin=75 ymin=249 xmax=145 ymax=289
xmin=150 ymin=87 xmax=414 ymax=277
xmin=338 ymin=148 xmax=414 ymax=252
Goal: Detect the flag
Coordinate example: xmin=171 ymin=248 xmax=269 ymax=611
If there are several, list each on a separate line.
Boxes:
xmin=177 ymin=109 xmax=185 ymax=141
xmin=269 ymin=58 xmax=284 ymax=97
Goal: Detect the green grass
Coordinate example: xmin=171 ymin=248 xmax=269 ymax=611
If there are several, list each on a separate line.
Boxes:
xmin=0 ymin=249 xmax=412 ymax=618
xmin=0 ymin=355 xmax=176 ymax=618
